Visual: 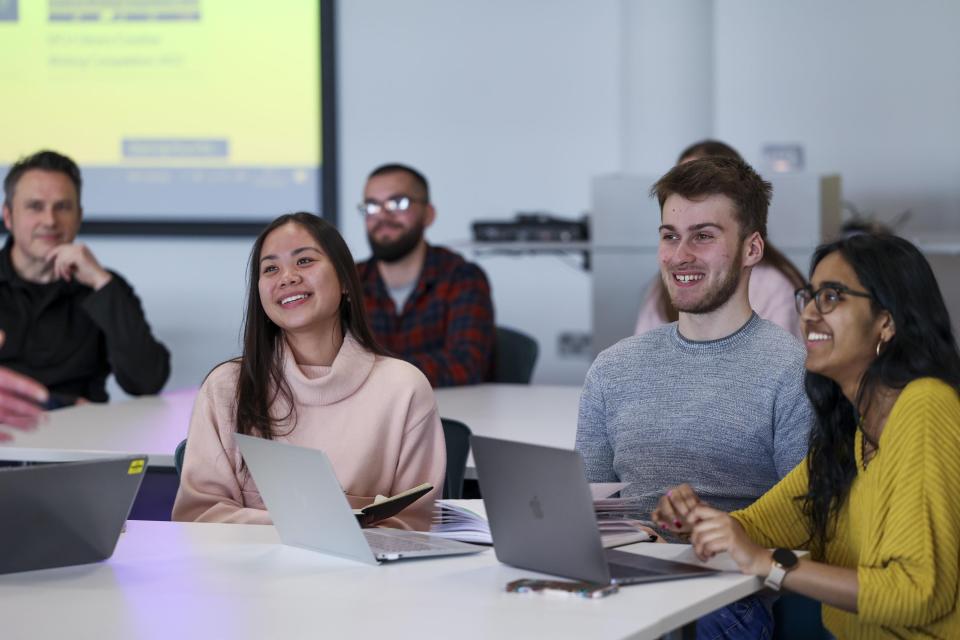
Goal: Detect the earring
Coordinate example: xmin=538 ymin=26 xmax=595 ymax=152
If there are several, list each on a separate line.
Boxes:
xmin=876 ymin=339 xmax=884 ymax=357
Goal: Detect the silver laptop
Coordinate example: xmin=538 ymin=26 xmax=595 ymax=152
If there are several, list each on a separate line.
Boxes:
xmin=0 ymin=456 xmax=147 ymax=575
xmin=471 ymin=436 xmax=717 ymax=585
xmin=235 ymin=434 xmax=485 ymax=565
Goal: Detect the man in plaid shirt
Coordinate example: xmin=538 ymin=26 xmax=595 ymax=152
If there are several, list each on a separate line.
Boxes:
xmin=356 ymin=164 xmax=495 ymax=387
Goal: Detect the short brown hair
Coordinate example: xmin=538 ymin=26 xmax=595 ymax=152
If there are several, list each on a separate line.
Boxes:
xmin=651 ymin=156 xmax=772 ymax=240
xmin=4 ymin=150 xmax=82 ymax=209
xmin=677 ymin=139 xmax=742 ymax=164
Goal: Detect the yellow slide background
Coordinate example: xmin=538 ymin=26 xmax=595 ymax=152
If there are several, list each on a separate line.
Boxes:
xmin=0 ymin=1 xmax=321 ymax=166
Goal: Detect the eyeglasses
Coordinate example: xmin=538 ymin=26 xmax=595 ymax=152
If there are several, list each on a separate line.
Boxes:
xmin=794 ymin=284 xmax=874 ymax=315
xmin=357 ymin=195 xmax=426 ymax=218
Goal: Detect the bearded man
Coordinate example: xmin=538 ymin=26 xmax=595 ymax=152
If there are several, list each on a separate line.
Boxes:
xmin=356 ymin=164 xmax=494 ymax=387
xmin=575 ymin=156 xmax=815 ymax=638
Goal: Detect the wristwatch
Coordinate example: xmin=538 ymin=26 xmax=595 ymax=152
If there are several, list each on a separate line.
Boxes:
xmin=763 ymin=548 xmax=799 ymax=591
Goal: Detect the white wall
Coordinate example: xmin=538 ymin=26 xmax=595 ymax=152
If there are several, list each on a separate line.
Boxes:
xmin=620 ymin=0 xmax=714 ymax=174
xmin=713 ymin=0 xmax=960 ymax=233
xmin=74 ymin=0 xmax=960 ymax=399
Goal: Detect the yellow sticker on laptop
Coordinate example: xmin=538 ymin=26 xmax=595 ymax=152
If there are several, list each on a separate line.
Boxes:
xmin=128 ymin=459 xmax=146 ymax=475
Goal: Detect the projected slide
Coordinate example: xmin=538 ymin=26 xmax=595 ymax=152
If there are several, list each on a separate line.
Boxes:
xmin=0 ymin=0 xmax=322 ymax=223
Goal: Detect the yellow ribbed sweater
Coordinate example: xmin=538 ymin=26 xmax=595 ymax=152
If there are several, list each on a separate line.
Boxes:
xmin=731 ymin=378 xmax=960 ymax=640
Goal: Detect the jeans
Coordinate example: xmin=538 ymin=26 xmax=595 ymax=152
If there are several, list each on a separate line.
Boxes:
xmin=696 ymin=595 xmax=774 ymax=640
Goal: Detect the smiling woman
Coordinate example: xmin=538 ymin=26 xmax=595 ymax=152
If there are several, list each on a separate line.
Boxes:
xmin=256 ymin=222 xmax=348 ymax=356
xmin=172 ymin=212 xmax=446 ymax=531
xmin=657 ymin=233 xmax=960 ymax=639
xmin=797 ymin=235 xmax=960 ymax=556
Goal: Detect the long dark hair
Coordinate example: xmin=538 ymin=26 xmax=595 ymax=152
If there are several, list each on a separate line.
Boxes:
xmin=235 ymin=212 xmax=387 ymax=440
xmin=802 ymin=234 xmax=960 ymax=554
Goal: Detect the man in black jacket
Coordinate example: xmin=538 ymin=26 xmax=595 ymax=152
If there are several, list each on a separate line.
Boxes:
xmin=0 ymin=150 xmax=170 ymax=406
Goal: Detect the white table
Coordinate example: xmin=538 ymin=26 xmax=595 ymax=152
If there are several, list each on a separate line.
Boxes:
xmin=0 ymin=384 xmax=582 ymax=471
xmin=0 ymin=388 xmax=196 ymax=467
xmin=435 ymin=383 xmax=582 ymax=475
xmin=0 ymin=520 xmax=763 ymax=640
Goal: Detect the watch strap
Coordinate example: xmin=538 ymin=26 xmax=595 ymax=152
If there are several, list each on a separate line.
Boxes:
xmin=764 ymin=561 xmax=788 ymax=590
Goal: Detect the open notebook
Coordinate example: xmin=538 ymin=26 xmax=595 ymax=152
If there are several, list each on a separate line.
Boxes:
xmin=432 ymin=483 xmax=658 ymax=547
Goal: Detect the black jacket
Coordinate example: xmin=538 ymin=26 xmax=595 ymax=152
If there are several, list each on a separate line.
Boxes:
xmin=0 ymin=239 xmax=170 ymax=404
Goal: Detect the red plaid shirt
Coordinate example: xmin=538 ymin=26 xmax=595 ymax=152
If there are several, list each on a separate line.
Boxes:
xmin=357 ymin=245 xmax=495 ymax=387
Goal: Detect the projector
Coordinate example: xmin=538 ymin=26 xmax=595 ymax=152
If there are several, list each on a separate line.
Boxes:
xmin=472 ymin=213 xmax=589 ymax=243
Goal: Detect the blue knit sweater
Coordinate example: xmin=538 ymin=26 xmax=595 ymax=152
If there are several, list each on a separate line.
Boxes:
xmin=575 ymin=314 xmax=813 ymax=521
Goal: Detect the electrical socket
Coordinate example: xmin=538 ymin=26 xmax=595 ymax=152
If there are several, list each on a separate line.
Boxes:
xmin=558 ymin=331 xmax=592 ymax=358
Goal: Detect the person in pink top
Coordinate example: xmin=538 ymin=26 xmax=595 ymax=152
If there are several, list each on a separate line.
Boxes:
xmin=635 ymin=140 xmax=805 ymax=338
xmin=172 ymin=212 xmax=445 ymax=531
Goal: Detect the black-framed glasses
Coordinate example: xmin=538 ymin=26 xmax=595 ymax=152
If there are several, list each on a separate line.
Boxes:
xmin=794 ymin=284 xmax=874 ymax=315
xmin=357 ymin=195 xmax=426 ymax=218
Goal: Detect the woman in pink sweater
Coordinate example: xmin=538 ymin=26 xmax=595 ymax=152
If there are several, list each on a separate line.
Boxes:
xmin=173 ymin=213 xmax=445 ymax=530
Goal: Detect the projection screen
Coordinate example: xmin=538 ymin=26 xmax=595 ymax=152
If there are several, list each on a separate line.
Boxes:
xmin=0 ymin=0 xmax=335 ymax=234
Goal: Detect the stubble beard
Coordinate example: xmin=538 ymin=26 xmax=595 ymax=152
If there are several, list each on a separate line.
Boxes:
xmin=666 ymin=262 xmax=742 ymax=315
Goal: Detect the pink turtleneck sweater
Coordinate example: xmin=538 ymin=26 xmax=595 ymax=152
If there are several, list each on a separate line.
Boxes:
xmin=172 ymin=333 xmax=445 ymax=531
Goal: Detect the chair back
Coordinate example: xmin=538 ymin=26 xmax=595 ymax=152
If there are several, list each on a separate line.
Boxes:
xmin=493 ymin=326 xmax=539 ymax=384
xmin=174 ymin=438 xmax=187 ymax=478
xmin=441 ymin=418 xmax=471 ymax=499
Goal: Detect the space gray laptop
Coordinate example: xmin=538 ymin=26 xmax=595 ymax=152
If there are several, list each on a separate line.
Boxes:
xmin=235 ymin=434 xmax=485 ymax=565
xmin=0 ymin=455 xmax=147 ymax=575
xmin=471 ymin=436 xmax=717 ymax=585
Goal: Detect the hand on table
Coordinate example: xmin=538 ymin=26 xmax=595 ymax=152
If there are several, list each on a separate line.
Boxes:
xmin=0 ymin=330 xmax=49 ymax=437
xmin=651 ymin=483 xmax=704 ymax=535
xmin=46 ymin=243 xmax=113 ymax=290
xmin=687 ymin=505 xmax=772 ymax=575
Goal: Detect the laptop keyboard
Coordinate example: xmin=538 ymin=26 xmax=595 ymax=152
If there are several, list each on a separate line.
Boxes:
xmin=363 ymin=529 xmax=455 ymax=553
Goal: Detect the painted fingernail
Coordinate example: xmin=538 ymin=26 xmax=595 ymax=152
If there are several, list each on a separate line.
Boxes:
xmin=674 ymin=520 xmax=682 ymax=529
xmin=667 ymin=490 xmax=673 ymax=498
xmin=658 ymin=521 xmax=668 ymax=529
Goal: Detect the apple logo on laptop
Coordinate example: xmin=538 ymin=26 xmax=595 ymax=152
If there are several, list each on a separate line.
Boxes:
xmin=528 ymin=495 xmax=544 ymax=520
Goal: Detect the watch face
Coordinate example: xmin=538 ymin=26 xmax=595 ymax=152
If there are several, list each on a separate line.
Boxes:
xmin=773 ymin=548 xmax=798 ymax=569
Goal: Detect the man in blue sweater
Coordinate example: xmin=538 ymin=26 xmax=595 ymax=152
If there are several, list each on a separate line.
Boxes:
xmin=575 ymin=156 xmax=813 ymax=639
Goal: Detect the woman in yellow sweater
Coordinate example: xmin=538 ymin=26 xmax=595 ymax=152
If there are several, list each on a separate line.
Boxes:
xmin=654 ymin=233 xmax=960 ymax=639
